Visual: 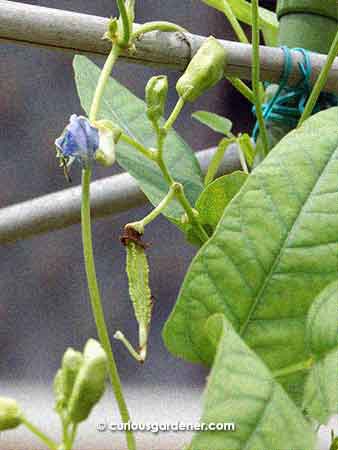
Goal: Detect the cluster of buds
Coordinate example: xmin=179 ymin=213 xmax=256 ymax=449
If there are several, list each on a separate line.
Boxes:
xmin=54 ymin=339 xmax=108 ymax=424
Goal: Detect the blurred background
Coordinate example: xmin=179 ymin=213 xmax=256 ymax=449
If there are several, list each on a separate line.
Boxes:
xmin=6 ymin=2 xmax=334 ymax=450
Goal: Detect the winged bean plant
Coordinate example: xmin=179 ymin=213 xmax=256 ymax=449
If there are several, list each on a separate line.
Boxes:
xmin=1 ymin=0 xmax=338 ymax=449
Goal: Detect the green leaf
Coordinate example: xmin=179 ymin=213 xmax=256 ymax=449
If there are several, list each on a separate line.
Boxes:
xmin=192 ymin=111 xmax=232 ymax=136
xmin=204 ymin=138 xmax=235 ymax=186
xmin=191 ymin=316 xmax=316 ymax=450
xmin=163 ymin=108 xmax=338 ymax=401
xmin=201 ymin=0 xmax=279 ymax=46
xmin=196 ymin=171 xmax=248 ymax=231
xmin=302 ymin=280 xmax=338 ymax=424
xmin=73 ymin=55 xmax=203 ymax=221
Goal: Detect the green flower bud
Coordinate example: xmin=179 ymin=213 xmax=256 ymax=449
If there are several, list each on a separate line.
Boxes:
xmin=54 ymin=349 xmax=84 ymax=413
xmin=0 ymin=397 xmax=22 ymax=431
xmin=145 ymin=75 xmax=168 ymax=126
xmin=104 ymin=18 xmax=119 ymax=42
xmin=68 ymin=339 xmax=108 ymax=424
xmin=176 ymin=36 xmax=227 ymax=102
xmin=62 ymin=348 xmax=84 ymax=402
xmin=54 ymin=369 xmax=66 ymax=411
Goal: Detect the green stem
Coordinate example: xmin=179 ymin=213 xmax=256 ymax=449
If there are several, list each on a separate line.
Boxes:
xmin=89 ymin=45 xmax=121 ymax=122
xmin=273 ymin=357 xmax=314 ymax=378
xmin=298 ymin=30 xmax=338 ymax=128
xmin=116 ymin=0 xmax=131 ymax=46
xmin=222 ymin=3 xmax=249 ymax=44
xmin=174 ymin=184 xmax=209 ymax=244
xmin=157 ymin=152 xmax=175 ymax=186
xmin=120 ymin=132 xmax=156 ymax=160
xmin=61 ymin=416 xmax=70 ymax=450
xmin=227 ymin=77 xmax=254 ymax=104
xmin=132 ymin=21 xmax=187 ymax=41
xmin=84 ymin=37 xmax=136 ymax=450
xmin=81 ymin=169 xmax=136 ymax=450
xmin=251 ymin=0 xmax=269 ymax=157
xmin=128 ymin=184 xmax=177 ymax=232
xmin=69 ymin=424 xmax=78 ymax=449
xmin=155 ymin=152 xmax=206 ymax=244
xmin=161 ymin=99 xmax=208 ymax=243
xmin=163 ymin=97 xmax=185 ymax=132
xmin=117 ymin=98 xmax=208 ymax=244
xmin=21 ymin=416 xmax=58 ymax=450
xmin=237 ymin=147 xmax=249 ymax=174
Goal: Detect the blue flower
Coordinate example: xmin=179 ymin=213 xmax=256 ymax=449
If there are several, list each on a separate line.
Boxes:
xmin=55 ymin=115 xmax=99 ymax=167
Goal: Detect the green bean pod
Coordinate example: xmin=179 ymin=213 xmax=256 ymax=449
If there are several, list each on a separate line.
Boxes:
xmin=126 ymin=241 xmax=152 ymax=351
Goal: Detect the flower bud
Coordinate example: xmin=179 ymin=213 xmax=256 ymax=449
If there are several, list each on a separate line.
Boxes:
xmin=176 ymin=36 xmax=227 ymax=102
xmin=68 ymin=339 xmax=108 ymax=424
xmin=94 ymin=120 xmax=121 ymax=167
xmin=145 ymin=76 xmax=168 ymax=126
xmin=104 ymin=17 xmax=119 ymax=41
xmin=0 ymin=397 xmax=22 ymax=431
xmin=62 ymin=348 xmax=84 ymax=402
xmin=54 ymin=369 xmax=66 ymax=411
xmin=54 ymin=349 xmax=84 ymax=413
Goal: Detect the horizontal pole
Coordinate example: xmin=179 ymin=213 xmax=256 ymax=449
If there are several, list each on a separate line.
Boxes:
xmin=0 ymin=1 xmax=338 ymax=93
xmin=0 ymin=147 xmax=241 ymax=245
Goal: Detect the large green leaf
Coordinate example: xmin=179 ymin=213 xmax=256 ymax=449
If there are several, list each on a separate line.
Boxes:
xmin=163 ymin=108 xmax=338 ymax=400
xmin=74 ymin=55 xmax=203 ymax=221
xmin=191 ymin=316 xmax=316 ymax=450
xmin=302 ymin=280 xmax=338 ymax=424
xmin=201 ymin=0 xmax=279 ymax=46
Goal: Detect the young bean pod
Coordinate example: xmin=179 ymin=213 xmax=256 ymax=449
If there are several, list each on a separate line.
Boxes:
xmin=126 ymin=241 xmax=152 ymax=356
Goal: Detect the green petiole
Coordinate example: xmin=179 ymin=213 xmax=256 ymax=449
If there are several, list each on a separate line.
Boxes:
xmin=227 ymin=77 xmax=255 ymax=104
xmin=222 ymin=2 xmax=249 ymax=44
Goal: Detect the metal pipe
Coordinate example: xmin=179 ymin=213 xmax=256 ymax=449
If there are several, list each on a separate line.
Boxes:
xmin=0 ymin=146 xmax=241 ymax=245
xmin=0 ymin=1 xmax=337 ymax=92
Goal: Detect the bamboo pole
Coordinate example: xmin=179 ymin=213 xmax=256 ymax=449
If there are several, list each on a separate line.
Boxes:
xmin=0 ymin=147 xmax=241 ymax=245
xmin=0 ymin=1 xmax=337 ymax=92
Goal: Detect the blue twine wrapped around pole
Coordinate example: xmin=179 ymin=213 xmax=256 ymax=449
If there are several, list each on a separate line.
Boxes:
xmin=252 ymin=46 xmax=338 ymax=141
